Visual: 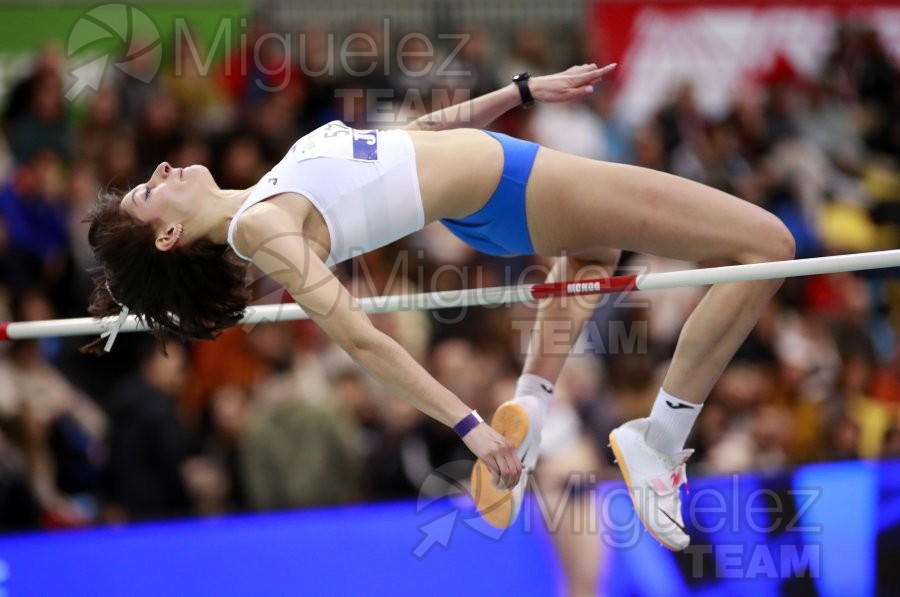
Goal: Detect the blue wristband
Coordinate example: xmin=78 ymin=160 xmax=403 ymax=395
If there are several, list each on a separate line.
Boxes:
xmin=453 ymin=410 xmax=484 ymax=438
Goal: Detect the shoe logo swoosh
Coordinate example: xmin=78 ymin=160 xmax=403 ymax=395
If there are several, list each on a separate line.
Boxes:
xmin=665 ymin=400 xmax=694 ymax=410
xmin=658 ymin=506 xmax=688 ymax=535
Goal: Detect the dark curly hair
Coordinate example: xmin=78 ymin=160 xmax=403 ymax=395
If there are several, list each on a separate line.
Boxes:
xmin=82 ymin=191 xmax=250 ymax=354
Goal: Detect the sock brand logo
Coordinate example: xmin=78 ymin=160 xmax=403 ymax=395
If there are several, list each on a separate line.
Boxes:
xmin=540 ymin=384 xmax=554 ymax=394
xmin=665 ymin=400 xmax=694 ymax=410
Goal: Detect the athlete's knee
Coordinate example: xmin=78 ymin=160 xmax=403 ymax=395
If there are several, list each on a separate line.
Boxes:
xmin=759 ymin=219 xmax=795 ymax=263
xmin=774 ymin=224 xmax=796 ymax=261
xmin=736 ymin=218 xmax=795 ymax=265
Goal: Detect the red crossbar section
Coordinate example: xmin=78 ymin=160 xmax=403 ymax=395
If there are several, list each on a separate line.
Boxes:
xmin=0 ymin=322 xmax=9 ymax=341
xmin=530 ymin=274 xmax=639 ymax=300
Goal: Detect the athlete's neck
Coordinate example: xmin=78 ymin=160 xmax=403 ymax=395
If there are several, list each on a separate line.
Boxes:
xmin=189 ymin=188 xmax=253 ymax=246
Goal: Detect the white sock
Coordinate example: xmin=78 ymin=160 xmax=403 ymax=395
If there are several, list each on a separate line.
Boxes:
xmin=514 ymin=373 xmax=554 ymax=429
xmin=645 ymin=388 xmax=702 ymax=453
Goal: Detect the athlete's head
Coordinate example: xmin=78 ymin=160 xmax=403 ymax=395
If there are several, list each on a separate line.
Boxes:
xmin=83 ymin=162 xmax=249 ymax=353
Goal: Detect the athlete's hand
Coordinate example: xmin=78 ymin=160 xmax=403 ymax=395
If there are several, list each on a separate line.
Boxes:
xmin=528 ymin=63 xmax=616 ymax=103
xmin=462 ymin=423 xmax=523 ymax=490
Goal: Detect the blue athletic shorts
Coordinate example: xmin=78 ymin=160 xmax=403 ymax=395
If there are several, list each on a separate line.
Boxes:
xmin=440 ymin=130 xmax=539 ymax=256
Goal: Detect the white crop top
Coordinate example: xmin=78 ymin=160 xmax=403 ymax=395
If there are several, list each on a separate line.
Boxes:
xmin=226 ymin=121 xmax=424 ymax=267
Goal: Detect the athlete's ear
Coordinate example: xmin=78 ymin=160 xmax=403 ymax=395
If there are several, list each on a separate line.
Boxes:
xmin=155 ymin=223 xmax=183 ymax=252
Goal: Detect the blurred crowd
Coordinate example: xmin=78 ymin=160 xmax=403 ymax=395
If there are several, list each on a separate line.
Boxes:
xmin=0 ymin=17 xmax=898 ymax=539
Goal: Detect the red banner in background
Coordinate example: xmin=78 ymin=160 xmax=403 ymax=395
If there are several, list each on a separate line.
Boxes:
xmin=590 ymin=0 xmax=900 ymax=125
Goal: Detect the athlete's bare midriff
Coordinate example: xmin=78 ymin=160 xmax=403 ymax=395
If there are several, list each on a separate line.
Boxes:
xmin=405 ymin=128 xmax=504 ymax=221
xmin=260 ymin=128 xmax=505 ymax=263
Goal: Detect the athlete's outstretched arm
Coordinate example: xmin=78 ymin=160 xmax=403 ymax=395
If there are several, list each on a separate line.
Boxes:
xmin=405 ymin=63 xmax=615 ymax=132
xmin=234 ymin=207 xmax=523 ymax=488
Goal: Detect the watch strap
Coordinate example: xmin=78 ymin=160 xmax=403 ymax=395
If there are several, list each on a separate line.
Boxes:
xmin=513 ymin=73 xmax=534 ymax=107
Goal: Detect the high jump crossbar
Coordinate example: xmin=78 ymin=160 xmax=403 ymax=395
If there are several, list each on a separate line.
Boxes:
xmin=1 ymin=249 xmax=898 ymax=342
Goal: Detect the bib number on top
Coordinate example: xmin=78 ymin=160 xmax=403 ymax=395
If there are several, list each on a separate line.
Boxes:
xmin=293 ymin=121 xmax=378 ymax=162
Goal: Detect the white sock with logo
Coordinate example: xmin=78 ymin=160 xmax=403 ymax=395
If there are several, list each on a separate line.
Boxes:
xmin=645 ymin=388 xmax=702 ymax=454
xmin=514 ymin=373 xmax=553 ymax=430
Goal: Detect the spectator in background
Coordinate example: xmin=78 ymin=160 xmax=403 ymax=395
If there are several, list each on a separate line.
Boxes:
xmin=340 ymin=21 xmax=392 ymax=97
xmin=183 ymin=384 xmax=251 ymax=515
xmin=98 ymin=134 xmax=141 ymax=191
xmin=181 ymin=326 xmax=270 ymax=422
xmin=588 ymin=84 xmax=632 ymax=163
xmin=655 ymin=82 xmax=707 ymax=156
xmin=0 ymin=290 xmax=106 ymax=528
xmin=630 ymin=122 xmax=669 ymax=171
xmin=0 ymin=430 xmax=41 ymax=531
xmin=134 ymin=92 xmax=185 ymax=179
xmin=114 ymin=35 xmax=164 ymax=121
xmin=873 ymin=339 xmax=900 ymax=404
xmin=103 ymin=340 xmax=191 ymax=522
xmin=443 ymin=24 xmax=500 ymax=99
xmin=2 ymin=44 xmax=64 ymax=141
xmin=702 ymin=362 xmax=782 ymax=473
xmin=250 ymin=91 xmax=303 ymax=163
xmin=77 ymin=86 xmax=126 ymax=167
xmin=502 ymin=23 xmax=553 ymax=80
xmin=171 ymin=136 xmax=213 ymax=172
xmin=822 ymin=23 xmax=896 ymax=154
xmin=823 ymin=413 xmax=862 ymax=461
xmin=163 ymin=28 xmax=233 ymax=133
xmin=296 ymin=23 xmax=342 ymax=129
xmin=0 ymin=152 xmax=69 ymax=295
xmin=389 ymin=30 xmax=437 ymax=101
xmin=7 ymin=72 xmax=70 ymax=164
xmin=794 ymin=76 xmax=866 ymax=178
xmin=215 ymin=134 xmax=267 ymax=190
xmin=829 ymin=333 xmax=892 ymax=459
xmin=240 ymin=381 xmax=362 ymax=510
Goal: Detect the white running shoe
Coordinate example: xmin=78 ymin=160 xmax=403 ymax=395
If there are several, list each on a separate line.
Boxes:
xmin=470 ymin=399 xmax=543 ymax=528
xmin=609 ymin=418 xmax=693 ymax=551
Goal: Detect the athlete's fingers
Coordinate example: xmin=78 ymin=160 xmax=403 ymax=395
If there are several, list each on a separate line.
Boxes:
xmin=502 ymin=451 xmax=522 ymax=489
xmin=504 ymin=441 xmax=525 ymax=488
xmin=492 ymin=452 xmax=511 ymax=489
xmin=570 ymin=66 xmax=613 ymax=86
xmin=564 ymin=63 xmax=594 ymax=74
xmin=564 ymin=85 xmax=593 ymax=99
xmin=499 ymin=446 xmax=520 ymax=489
xmin=497 ymin=453 xmax=512 ymax=489
xmin=573 ymin=63 xmax=616 ymax=83
xmin=490 ymin=461 xmax=502 ymax=489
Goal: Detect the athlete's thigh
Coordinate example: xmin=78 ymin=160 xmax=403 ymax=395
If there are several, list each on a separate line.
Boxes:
xmin=525 ymin=147 xmax=789 ymax=262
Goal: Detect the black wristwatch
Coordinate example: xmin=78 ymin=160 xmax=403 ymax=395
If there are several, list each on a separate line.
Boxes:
xmin=512 ymin=72 xmax=534 ymax=108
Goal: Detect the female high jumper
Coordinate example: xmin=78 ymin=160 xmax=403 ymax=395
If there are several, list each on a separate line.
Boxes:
xmin=86 ymin=63 xmax=794 ymax=550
